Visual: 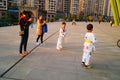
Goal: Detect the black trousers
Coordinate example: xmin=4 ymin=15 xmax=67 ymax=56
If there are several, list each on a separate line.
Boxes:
xmin=36 ymin=32 xmax=44 ymax=43
xmin=19 ymin=30 xmax=29 ymax=53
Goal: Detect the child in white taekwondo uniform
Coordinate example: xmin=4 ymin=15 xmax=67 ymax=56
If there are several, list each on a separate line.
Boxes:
xmin=56 ymin=22 xmax=66 ymax=50
xmin=82 ymin=24 xmax=97 ymax=69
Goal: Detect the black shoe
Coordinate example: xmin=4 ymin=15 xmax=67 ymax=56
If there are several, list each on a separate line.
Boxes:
xmin=81 ymin=62 xmax=85 ymax=67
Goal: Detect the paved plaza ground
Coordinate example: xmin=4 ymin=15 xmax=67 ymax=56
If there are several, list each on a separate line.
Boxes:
xmin=0 ymin=22 xmax=120 ymax=80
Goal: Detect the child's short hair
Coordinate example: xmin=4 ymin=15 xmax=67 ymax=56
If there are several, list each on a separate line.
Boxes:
xmin=62 ymin=22 xmax=66 ymax=25
xmin=87 ymin=24 xmax=93 ymax=30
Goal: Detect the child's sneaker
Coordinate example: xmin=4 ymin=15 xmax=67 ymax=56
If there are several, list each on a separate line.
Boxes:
xmin=56 ymin=47 xmax=61 ymax=50
xmin=59 ymin=45 xmax=63 ymax=49
xmin=84 ymin=65 xmax=92 ymax=69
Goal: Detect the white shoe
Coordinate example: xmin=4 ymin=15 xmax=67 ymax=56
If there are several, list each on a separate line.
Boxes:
xmin=36 ymin=42 xmax=40 ymax=45
xmin=59 ymin=46 xmax=63 ymax=49
xmin=41 ymin=43 xmax=45 ymax=46
xmin=56 ymin=47 xmax=61 ymax=50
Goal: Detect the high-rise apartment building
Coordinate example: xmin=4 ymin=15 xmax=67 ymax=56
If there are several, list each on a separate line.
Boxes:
xmin=98 ymin=0 xmax=104 ymax=15
xmin=103 ymin=0 xmax=109 ymax=16
xmin=83 ymin=0 xmax=111 ymax=17
xmin=57 ymin=0 xmax=63 ymax=12
xmin=84 ymin=0 xmax=96 ymax=16
xmin=8 ymin=0 xmax=22 ymax=7
xmin=57 ymin=0 xmax=71 ymax=14
xmin=63 ymin=0 xmax=70 ymax=14
xmin=27 ymin=0 xmax=34 ymax=7
xmin=0 ymin=0 xmax=7 ymax=10
xmin=34 ymin=0 xmax=45 ymax=10
xmin=70 ymin=0 xmax=80 ymax=15
xmin=103 ymin=0 xmax=112 ymax=16
xmin=45 ymin=0 xmax=57 ymax=13
xmin=107 ymin=1 xmax=112 ymax=17
xmin=0 ymin=0 xmax=7 ymax=18
xmin=33 ymin=0 xmax=45 ymax=10
xmin=0 ymin=0 xmax=112 ymax=20
xmin=8 ymin=0 xmax=30 ymax=7
xmin=45 ymin=0 xmax=57 ymax=20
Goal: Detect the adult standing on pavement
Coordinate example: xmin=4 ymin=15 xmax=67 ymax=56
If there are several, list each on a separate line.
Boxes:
xmin=19 ymin=11 xmax=33 ymax=57
xmin=36 ymin=15 xmax=45 ymax=45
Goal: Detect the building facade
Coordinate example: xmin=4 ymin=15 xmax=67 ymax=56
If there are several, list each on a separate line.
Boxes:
xmin=45 ymin=0 xmax=57 ymax=20
xmin=0 ymin=0 xmax=112 ymax=20
xmin=57 ymin=0 xmax=71 ymax=14
xmin=0 ymin=0 xmax=7 ymax=10
xmin=56 ymin=0 xmax=71 ymax=18
xmin=83 ymin=0 xmax=111 ymax=17
xmin=103 ymin=0 xmax=112 ymax=17
xmin=63 ymin=0 xmax=70 ymax=14
xmin=0 ymin=0 xmax=7 ymax=18
xmin=34 ymin=0 xmax=45 ymax=10
xmin=57 ymin=0 xmax=63 ymax=12
xmin=70 ymin=0 xmax=80 ymax=15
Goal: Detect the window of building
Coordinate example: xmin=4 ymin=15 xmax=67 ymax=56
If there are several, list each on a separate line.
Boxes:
xmin=52 ymin=15 xmax=54 ymax=18
xmin=48 ymin=15 xmax=50 ymax=18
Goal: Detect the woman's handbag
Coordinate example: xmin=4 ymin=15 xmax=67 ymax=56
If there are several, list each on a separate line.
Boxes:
xmin=19 ymin=31 xmax=24 ymax=36
xmin=43 ymin=24 xmax=48 ymax=33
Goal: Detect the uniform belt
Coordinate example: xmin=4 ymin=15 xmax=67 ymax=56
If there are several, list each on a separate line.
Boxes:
xmin=85 ymin=40 xmax=92 ymax=43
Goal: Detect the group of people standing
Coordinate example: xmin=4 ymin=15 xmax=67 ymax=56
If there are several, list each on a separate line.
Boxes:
xmin=19 ymin=11 xmax=47 ymax=57
xmin=19 ymin=10 xmax=97 ymax=69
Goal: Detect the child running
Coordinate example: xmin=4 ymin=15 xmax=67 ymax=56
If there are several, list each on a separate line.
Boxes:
xmin=56 ymin=22 xmax=66 ymax=50
xmin=82 ymin=24 xmax=97 ymax=69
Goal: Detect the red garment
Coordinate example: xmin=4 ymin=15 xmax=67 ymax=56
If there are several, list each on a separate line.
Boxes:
xmin=20 ymin=15 xmax=28 ymax=21
xmin=18 ymin=15 xmax=28 ymax=24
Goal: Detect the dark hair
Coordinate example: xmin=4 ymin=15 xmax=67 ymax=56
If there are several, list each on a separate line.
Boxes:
xmin=38 ymin=15 xmax=44 ymax=23
xmin=62 ymin=22 xmax=66 ymax=25
xmin=22 ymin=10 xmax=33 ymax=19
xmin=38 ymin=15 xmax=43 ymax=19
xmin=87 ymin=24 xmax=93 ymax=30
xmin=22 ymin=11 xmax=27 ymax=15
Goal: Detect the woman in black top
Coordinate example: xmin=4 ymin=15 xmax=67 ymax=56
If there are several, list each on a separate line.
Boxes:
xmin=19 ymin=11 xmax=32 ymax=57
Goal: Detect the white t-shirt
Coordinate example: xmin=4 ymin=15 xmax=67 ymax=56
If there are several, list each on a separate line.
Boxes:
xmin=59 ymin=28 xmax=66 ymax=37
